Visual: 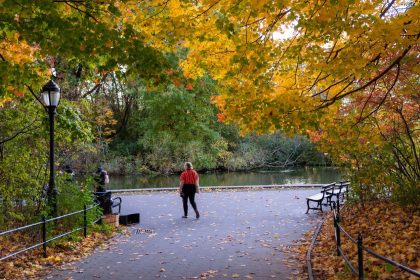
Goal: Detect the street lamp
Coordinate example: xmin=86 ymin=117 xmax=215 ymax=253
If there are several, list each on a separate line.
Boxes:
xmin=42 ymin=79 xmax=61 ymax=216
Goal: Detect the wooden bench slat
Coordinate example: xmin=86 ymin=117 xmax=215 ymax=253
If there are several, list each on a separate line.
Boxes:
xmin=307 ymin=193 xmax=324 ymax=200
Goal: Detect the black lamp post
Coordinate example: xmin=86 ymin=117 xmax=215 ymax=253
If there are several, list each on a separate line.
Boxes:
xmin=42 ymin=80 xmax=61 ymax=216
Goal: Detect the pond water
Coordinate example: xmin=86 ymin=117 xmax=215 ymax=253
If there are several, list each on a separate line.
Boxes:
xmin=106 ymin=166 xmax=342 ymax=190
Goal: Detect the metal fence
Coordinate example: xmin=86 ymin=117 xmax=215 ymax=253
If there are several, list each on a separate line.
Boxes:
xmin=332 ymin=202 xmax=420 ymax=279
xmin=0 ymin=204 xmax=100 ymax=261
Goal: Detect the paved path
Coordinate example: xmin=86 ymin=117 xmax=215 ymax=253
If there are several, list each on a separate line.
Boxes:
xmin=48 ymin=188 xmax=323 ymax=280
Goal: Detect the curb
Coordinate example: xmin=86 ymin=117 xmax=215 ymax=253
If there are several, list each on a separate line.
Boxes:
xmin=109 ymin=184 xmax=328 ymax=193
xmin=306 ymin=215 xmax=326 ymax=280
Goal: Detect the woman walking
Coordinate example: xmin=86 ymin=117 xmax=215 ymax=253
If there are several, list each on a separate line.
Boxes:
xmin=179 ymin=162 xmax=200 ymax=219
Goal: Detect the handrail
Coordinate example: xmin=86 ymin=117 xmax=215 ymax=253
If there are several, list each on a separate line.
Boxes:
xmin=0 ymin=203 xmax=99 ymax=262
xmin=0 ymin=242 xmax=45 ymax=262
xmin=362 ymin=245 xmax=420 ymax=276
xmin=0 ymin=204 xmax=98 ymax=236
xmin=333 ymin=207 xmax=420 ymax=279
xmin=336 ymin=222 xmax=357 ymax=244
xmin=47 ymin=209 xmax=87 ymax=222
xmin=47 ymin=227 xmax=83 ymax=243
xmin=337 ymin=246 xmax=358 ymax=276
xmin=0 ymin=221 xmax=45 ymax=237
xmin=47 ymin=204 xmax=97 ymax=223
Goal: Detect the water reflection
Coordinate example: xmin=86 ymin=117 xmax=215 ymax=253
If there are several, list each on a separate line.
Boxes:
xmin=107 ymin=167 xmax=342 ymax=190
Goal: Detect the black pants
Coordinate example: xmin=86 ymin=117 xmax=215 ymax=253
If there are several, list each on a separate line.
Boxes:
xmin=95 ymin=191 xmax=112 ymax=215
xmin=182 ymin=184 xmax=198 ymax=216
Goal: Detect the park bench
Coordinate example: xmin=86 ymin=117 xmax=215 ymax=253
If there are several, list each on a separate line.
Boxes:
xmin=327 ymin=181 xmax=350 ymax=203
xmin=93 ymin=192 xmax=140 ymax=226
xmin=340 ymin=181 xmax=349 ymax=200
xmin=305 ymin=183 xmax=335 ymax=213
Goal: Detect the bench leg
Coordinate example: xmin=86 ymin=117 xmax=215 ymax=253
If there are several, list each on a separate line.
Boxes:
xmin=306 ymin=199 xmax=310 ymax=214
xmin=307 ymin=199 xmax=325 ymax=213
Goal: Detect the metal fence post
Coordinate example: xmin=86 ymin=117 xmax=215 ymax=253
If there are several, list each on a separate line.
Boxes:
xmin=42 ymin=215 xmax=47 ymax=258
xmin=358 ymin=233 xmax=364 ymax=280
xmin=83 ymin=204 xmax=87 ymax=238
xmin=334 ymin=213 xmax=341 ymax=256
xmin=336 ymin=199 xmax=340 ymax=220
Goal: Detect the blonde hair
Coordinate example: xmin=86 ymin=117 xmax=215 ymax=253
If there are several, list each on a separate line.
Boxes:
xmin=184 ymin=162 xmax=193 ymax=170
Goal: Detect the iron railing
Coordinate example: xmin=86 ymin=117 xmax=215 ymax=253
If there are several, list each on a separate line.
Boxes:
xmin=0 ymin=204 xmax=100 ymax=261
xmin=332 ymin=202 xmax=420 ymax=279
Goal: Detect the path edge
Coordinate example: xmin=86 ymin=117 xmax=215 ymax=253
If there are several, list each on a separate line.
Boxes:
xmin=110 ymin=184 xmax=328 ymax=193
xmin=306 ymin=215 xmax=326 ymax=280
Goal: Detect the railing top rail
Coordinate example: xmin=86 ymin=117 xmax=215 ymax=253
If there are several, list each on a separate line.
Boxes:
xmin=334 ymin=209 xmax=420 ymax=277
xmin=363 ymin=245 xmax=420 ymax=277
xmin=0 ymin=221 xmax=44 ymax=237
xmin=47 ymin=209 xmax=86 ymax=222
xmin=46 ymin=227 xmax=82 ymax=243
xmin=338 ymin=246 xmax=358 ymax=276
xmin=336 ymin=222 xmax=358 ymax=244
xmin=0 ymin=241 xmax=45 ymax=262
xmin=0 ymin=204 xmax=98 ymax=236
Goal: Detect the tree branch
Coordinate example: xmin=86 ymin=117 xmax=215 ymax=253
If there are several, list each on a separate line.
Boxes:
xmin=318 ymin=46 xmax=412 ymax=108
xmin=141 ymin=0 xmax=170 ymax=22
xmin=193 ymin=0 xmax=221 ymax=19
xmin=0 ymin=113 xmax=41 ymax=145
xmin=357 ymin=80 xmax=377 ymax=123
xmin=380 ymin=0 xmax=396 ymax=18
xmin=311 ymin=75 xmax=352 ymax=97
xmin=25 ymin=84 xmax=47 ymax=112
xmin=63 ymin=1 xmax=99 ymax=22
xmin=396 ymin=107 xmax=420 ymax=174
xmin=81 ymin=72 xmax=109 ymax=98
xmin=241 ymin=17 xmax=266 ymax=28
xmin=354 ymin=63 xmax=400 ymax=126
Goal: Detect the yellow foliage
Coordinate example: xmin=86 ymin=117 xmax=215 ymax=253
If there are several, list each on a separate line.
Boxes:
xmin=0 ymin=97 xmax=13 ymax=108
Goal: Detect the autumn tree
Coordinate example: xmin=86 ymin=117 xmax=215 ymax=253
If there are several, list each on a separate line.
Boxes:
xmin=1 ymin=0 xmax=418 ymax=204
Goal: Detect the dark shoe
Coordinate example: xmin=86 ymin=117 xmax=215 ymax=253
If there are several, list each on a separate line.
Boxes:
xmin=195 ymin=212 xmax=200 ymax=219
xmin=182 ymin=216 xmax=188 ymax=218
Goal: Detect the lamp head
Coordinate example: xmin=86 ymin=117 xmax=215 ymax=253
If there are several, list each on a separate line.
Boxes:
xmin=42 ymin=80 xmax=61 ymax=107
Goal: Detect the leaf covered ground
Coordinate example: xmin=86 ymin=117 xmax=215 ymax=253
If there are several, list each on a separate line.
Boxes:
xmin=292 ymin=201 xmax=419 ymax=279
xmin=0 ymin=226 xmax=119 ymax=280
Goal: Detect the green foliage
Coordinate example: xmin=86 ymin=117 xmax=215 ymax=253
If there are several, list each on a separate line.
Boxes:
xmin=1 ymin=0 xmax=169 ymax=98
xmin=55 ymin=176 xmax=100 ymax=230
xmin=224 ymin=132 xmax=326 ymax=171
xmin=101 ymin=67 xmax=326 ymax=174
xmin=0 ymin=94 xmax=96 ymax=228
xmin=0 ymin=98 xmax=48 ymax=228
xmin=105 ymin=154 xmax=145 ymax=175
xmin=56 ymin=100 xmax=93 ymax=143
xmin=383 ymin=263 xmax=395 ymax=273
xmin=109 ymin=75 xmax=227 ymax=173
xmin=106 ymin=71 xmax=319 ymax=174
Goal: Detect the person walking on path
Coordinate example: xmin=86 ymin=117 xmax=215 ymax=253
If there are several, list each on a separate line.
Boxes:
xmin=179 ymin=162 xmax=200 ymax=219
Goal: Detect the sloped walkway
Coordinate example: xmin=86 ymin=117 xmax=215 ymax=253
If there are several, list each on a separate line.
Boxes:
xmin=48 ymin=188 xmax=323 ymax=280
